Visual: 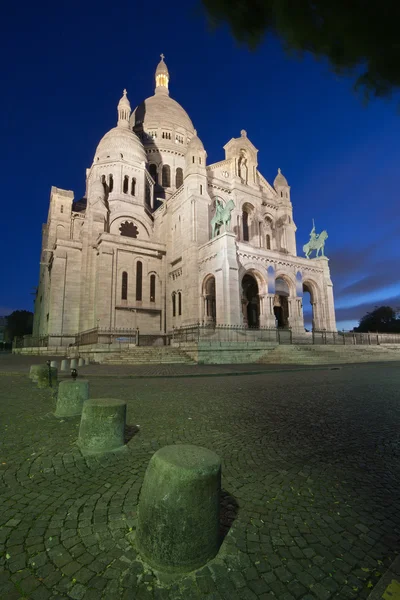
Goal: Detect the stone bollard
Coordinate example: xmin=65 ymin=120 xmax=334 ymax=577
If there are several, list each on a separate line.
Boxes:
xmin=55 ymin=379 xmax=89 ymax=418
xmin=60 ymin=359 xmax=69 ymax=372
xmin=136 ymin=444 xmax=221 ymax=572
xmin=70 ymin=358 xmax=78 ymax=369
xmin=77 ymin=398 xmax=126 ymax=455
xmin=78 ymin=357 xmax=85 ymax=367
xmin=37 ymin=365 xmax=58 ymax=388
xmin=29 ymin=364 xmax=44 ymax=382
xmin=50 ymin=360 xmax=58 ymax=369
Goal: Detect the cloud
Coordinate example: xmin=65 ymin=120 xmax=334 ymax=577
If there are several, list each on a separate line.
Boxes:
xmin=329 ymin=224 xmax=400 ymax=285
xmin=335 ymin=295 xmax=400 ymax=323
xmin=339 ymin=270 xmax=400 ymax=296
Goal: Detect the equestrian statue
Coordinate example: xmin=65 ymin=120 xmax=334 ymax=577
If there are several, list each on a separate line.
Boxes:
xmin=211 ymin=198 xmax=235 ymax=238
xmin=303 ymin=219 xmax=328 ymax=259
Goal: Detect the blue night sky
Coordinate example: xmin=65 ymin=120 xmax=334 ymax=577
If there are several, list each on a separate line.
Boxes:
xmin=1 ymin=0 xmax=400 ymax=330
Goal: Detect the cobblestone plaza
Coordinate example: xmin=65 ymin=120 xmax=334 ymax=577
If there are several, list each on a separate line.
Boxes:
xmin=0 ymin=357 xmax=399 ymax=599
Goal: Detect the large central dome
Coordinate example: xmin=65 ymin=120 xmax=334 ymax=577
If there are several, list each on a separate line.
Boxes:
xmin=130 ymin=55 xmax=195 ymax=145
xmin=132 ymin=94 xmax=194 ymax=134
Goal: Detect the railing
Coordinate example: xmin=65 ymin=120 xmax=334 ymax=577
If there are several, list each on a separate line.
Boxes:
xmin=310 ymin=331 xmax=400 ymax=345
xmin=75 ymin=327 xmax=139 ymax=346
xmin=13 ymin=334 xmax=75 ymax=348
xmin=14 ymin=326 xmax=400 ymax=349
xmin=172 ymin=324 xmax=279 ymax=344
xmin=172 ymin=325 xmax=400 ymax=347
xmin=75 ymin=328 xmax=98 ymax=345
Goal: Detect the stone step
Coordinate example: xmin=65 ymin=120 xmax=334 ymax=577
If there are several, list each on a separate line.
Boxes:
xmin=99 ymin=347 xmax=195 ymax=365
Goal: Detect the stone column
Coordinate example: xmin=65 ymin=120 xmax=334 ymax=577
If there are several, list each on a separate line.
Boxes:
xmin=212 ymin=232 xmax=241 ymax=325
xmin=315 ymin=257 xmax=337 ymax=332
xmin=288 ymin=296 xmax=304 ymax=333
xmin=258 ymin=294 xmax=266 ymax=326
xmin=263 ymin=293 xmax=276 ymax=328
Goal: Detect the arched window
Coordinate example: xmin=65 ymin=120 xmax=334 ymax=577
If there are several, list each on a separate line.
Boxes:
xmin=172 ymin=293 xmax=176 ymax=317
xmin=175 ymin=167 xmax=183 ymax=188
xmin=200 ymin=184 xmax=203 ymax=195
xmin=266 ymin=234 xmax=271 ymax=250
xmin=123 ymin=175 xmax=129 ymax=194
xmin=150 ymin=274 xmax=156 ymax=302
xmin=199 ymin=157 xmax=201 ymax=165
xmin=60 ymin=205 xmax=64 ymax=213
xmin=131 ymin=178 xmax=136 ymax=196
xmin=121 ymin=272 xmax=128 ymax=300
xmin=242 ymin=210 xmax=249 ymax=242
xmin=178 ymin=292 xmax=182 ymax=316
xmin=192 ymin=156 xmax=195 ymax=164
xmin=108 ymin=174 xmax=114 ymax=192
xmin=136 ymin=261 xmax=142 ymax=301
xmin=101 ymin=174 xmax=107 ymax=192
xmin=162 ymin=165 xmax=171 ymax=187
xmin=149 ymin=164 xmax=158 ymax=184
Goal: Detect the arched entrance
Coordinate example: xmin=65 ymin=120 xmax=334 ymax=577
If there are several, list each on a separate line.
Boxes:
xmin=203 ymin=275 xmax=216 ymax=324
xmin=274 ymin=277 xmax=290 ymax=328
xmin=303 ymin=282 xmax=318 ymax=331
xmin=242 ymin=273 xmax=260 ymax=327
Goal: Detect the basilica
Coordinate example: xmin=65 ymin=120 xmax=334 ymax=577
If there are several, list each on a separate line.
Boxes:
xmin=33 ymin=56 xmax=336 ymax=345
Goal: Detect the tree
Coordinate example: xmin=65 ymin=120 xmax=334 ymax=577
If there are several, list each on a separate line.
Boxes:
xmin=201 ymin=0 xmax=400 ymax=100
xmin=354 ymin=306 xmax=400 ymax=333
xmin=4 ymin=310 xmax=34 ymax=342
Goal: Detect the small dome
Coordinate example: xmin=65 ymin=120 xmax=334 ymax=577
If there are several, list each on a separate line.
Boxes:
xmin=274 ymin=168 xmax=289 ymax=188
xmin=187 ymin=130 xmax=204 ymax=151
xmin=118 ymin=89 xmax=131 ymax=110
xmin=90 ymin=178 xmax=105 ymax=199
xmin=94 ymin=126 xmax=146 ymax=164
xmin=156 ymin=54 xmax=169 ymax=78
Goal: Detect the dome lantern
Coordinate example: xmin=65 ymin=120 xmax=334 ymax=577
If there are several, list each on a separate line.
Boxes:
xmin=117 ymin=89 xmax=131 ymax=129
xmin=155 ymin=53 xmax=169 ymax=95
xmin=274 ymin=168 xmax=289 ymax=188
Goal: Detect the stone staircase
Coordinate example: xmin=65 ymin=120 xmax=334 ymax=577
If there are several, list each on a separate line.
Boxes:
xmin=99 ymin=346 xmax=196 ymax=365
xmin=258 ymin=344 xmax=400 ymax=365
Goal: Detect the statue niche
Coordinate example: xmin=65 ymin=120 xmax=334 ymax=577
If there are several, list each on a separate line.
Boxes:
xmin=238 ymin=150 xmax=248 ymax=184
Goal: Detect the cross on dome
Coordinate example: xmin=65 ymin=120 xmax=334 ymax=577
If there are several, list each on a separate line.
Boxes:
xmin=160 ymin=53 xmax=165 ymax=60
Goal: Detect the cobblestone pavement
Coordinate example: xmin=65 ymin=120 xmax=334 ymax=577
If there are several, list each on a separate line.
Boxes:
xmin=0 ymin=359 xmax=399 ymax=600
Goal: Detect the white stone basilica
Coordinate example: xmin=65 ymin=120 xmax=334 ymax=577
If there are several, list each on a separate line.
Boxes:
xmin=33 ymin=56 xmax=336 ymax=344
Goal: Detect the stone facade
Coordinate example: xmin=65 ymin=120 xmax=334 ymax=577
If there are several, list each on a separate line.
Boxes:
xmin=33 ymin=56 xmax=336 ymax=342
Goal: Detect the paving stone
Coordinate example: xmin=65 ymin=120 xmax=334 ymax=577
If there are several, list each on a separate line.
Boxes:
xmin=74 ymin=566 xmax=95 ymax=584
xmin=69 ymin=583 xmax=87 ymax=600
xmin=287 ymin=580 xmax=308 ymax=598
xmin=311 ymin=581 xmax=333 ymax=599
